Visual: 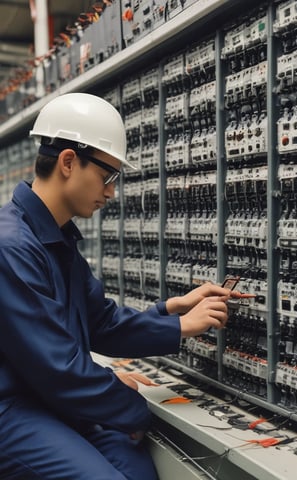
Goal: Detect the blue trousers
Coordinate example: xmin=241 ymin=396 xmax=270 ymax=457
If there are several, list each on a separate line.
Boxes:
xmin=0 ymin=398 xmax=158 ymax=480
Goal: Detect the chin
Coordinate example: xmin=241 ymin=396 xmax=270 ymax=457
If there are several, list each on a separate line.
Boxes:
xmin=77 ymin=211 xmax=93 ymax=219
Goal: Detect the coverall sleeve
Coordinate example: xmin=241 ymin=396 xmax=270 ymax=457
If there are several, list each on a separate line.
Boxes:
xmin=89 ymin=298 xmax=182 ymax=358
xmin=0 ymin=245 xmax=152 ymax=433
xmin=84 ymin=258 xmax=182 ymax=358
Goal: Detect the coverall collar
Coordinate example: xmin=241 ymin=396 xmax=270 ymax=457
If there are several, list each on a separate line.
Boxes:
xmin=12 ymin=181 xmax=83 ymax=246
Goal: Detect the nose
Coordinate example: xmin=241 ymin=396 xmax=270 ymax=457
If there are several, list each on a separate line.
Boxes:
xmin=104 ymin=182 xmax=116 ymax=199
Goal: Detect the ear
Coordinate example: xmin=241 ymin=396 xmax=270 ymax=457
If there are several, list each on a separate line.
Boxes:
xmin=57 ymin=149 xmax=76 ymax=178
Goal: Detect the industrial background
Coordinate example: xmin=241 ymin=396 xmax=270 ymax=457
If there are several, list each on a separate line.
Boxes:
xmin=1 ymin=1 xmax=297 ymax=479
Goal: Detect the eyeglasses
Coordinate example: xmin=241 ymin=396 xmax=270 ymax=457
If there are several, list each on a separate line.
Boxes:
xmin=39 ymin=142 xmax=121 ymax=185
xmin=77 ymin=152 xmax=121 ymax=185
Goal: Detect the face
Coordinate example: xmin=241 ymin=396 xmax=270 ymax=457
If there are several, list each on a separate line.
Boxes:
xmin=63 ymin=150 xmax=121 ymax=219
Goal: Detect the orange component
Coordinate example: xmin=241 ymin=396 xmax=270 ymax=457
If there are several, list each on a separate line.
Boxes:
xmin=160 ymin=396 xmax=192 ymax=404
xmin=59 ymin=33 xmax=71 ymax=47
xmin=122 ymin=8 xmax=133 ymax=21
xmin=248 ymin=418 xmax=267 ymax=429
xmin=246 ymin=437 xmax=280 ymax=448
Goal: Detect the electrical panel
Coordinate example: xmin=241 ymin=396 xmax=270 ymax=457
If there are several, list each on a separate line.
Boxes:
xmin=161 ymin=39 xmax=220 ymax=379
xmin=220 ymin=6 xmax=270 ymax=397
xmin=100 ymin=88 xmax=122 ymax=304
xmin=0 ymin=138 xmax=36 ymax=208
xmin=274 ymin=0 xmax=297 ymax=409
xmin=141 ymin=67 xmax=161 ymax=306
xmin=0 ymin=0 xmax=199 ymax=121
xmin=121 ymin=76 xmax=144 ymax=307
xmin=121 ymin=0 xmax=197 ymax=47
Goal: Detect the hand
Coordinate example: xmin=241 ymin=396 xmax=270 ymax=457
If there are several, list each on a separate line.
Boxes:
xmin=179 ymin=295 xmax=229 ymax=337
xmin=130 ymin=430 xmax=145 ymax=441
xmin=115 ymin=371 xmax=158 ymax=391
xmin=166 ymin=282 xmax=232 ymax=315
xmin=230 ymin=290 xmax=256 ymax=299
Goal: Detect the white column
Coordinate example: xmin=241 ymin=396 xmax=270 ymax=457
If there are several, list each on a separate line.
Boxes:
xmin=33 ymin=0 xmax=49 ymax=97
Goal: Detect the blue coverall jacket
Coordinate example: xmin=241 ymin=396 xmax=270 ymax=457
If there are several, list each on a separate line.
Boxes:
xmin=0 ymin=181 xmax=181 ymax=435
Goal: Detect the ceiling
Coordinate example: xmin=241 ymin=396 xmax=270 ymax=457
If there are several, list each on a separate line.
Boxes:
xmin=0 ymin=0 xmax=92 ymax=84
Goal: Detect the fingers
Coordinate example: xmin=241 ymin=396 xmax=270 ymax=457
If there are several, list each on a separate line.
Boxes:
xmin=202 ymin=297 xmax=228 ymax=329
xmin=200 ymin=295 xmax=230 ymax=306
xmin=115 ymin=371 xmax=159 ymax=391
xmin=126 ymin=372 xmax=159 ymax=386
xmin=206 ymin=308 xmax=228 ymax=329
xmin=200 ymin=283 xmax=233 ymax=298
xmin=174 ymin=284 xmax=233 ymax=317
xmin=115 ymin=371 xmax=139 ymax=390
xmin=230 ymin=290 xmax=257 ymax=299
xmin=180 ymin=295 xmax=229 ymax=337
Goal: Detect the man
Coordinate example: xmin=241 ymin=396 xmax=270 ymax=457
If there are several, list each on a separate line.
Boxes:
xmin=0 ymin=93 xmax=231 ymax=479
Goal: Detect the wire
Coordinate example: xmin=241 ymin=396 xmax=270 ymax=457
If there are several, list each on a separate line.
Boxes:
xmin=208 ymin=395 xmax=237 ymax=410
xmin=195 ymin=422 xmax=233 ymax=430
xmin=225 ymin=431 xmax=296 ymax=448
xmin=150 ymin=429 xmax=228 ymax=480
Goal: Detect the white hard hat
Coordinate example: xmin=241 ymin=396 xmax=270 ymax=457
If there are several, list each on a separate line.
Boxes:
xmin=30 ymin=92 xmax=134 ymax=169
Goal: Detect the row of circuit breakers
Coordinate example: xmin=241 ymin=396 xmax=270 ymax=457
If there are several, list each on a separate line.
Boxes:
xmin=1 ymin=0 xmax=297 ymax=411
xmin=0 ymin=0 xmax=197 ymax=121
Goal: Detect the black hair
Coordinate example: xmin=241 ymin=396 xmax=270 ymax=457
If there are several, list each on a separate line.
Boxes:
xmin=35 ymin=154 xmax=59 ymax=179
xmin=34 ymin=137 xmax=93 ymax=179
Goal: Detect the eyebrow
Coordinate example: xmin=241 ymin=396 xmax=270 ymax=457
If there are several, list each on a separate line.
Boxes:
xmin=76 ymin=152 xmax=120 ymax=174
xmin=39 ymin=143 xmax=121 ymax=175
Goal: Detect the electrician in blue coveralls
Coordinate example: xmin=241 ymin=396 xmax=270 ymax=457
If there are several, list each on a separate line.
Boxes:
xmin=0 ymin=93 xmax=232 ymax=480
